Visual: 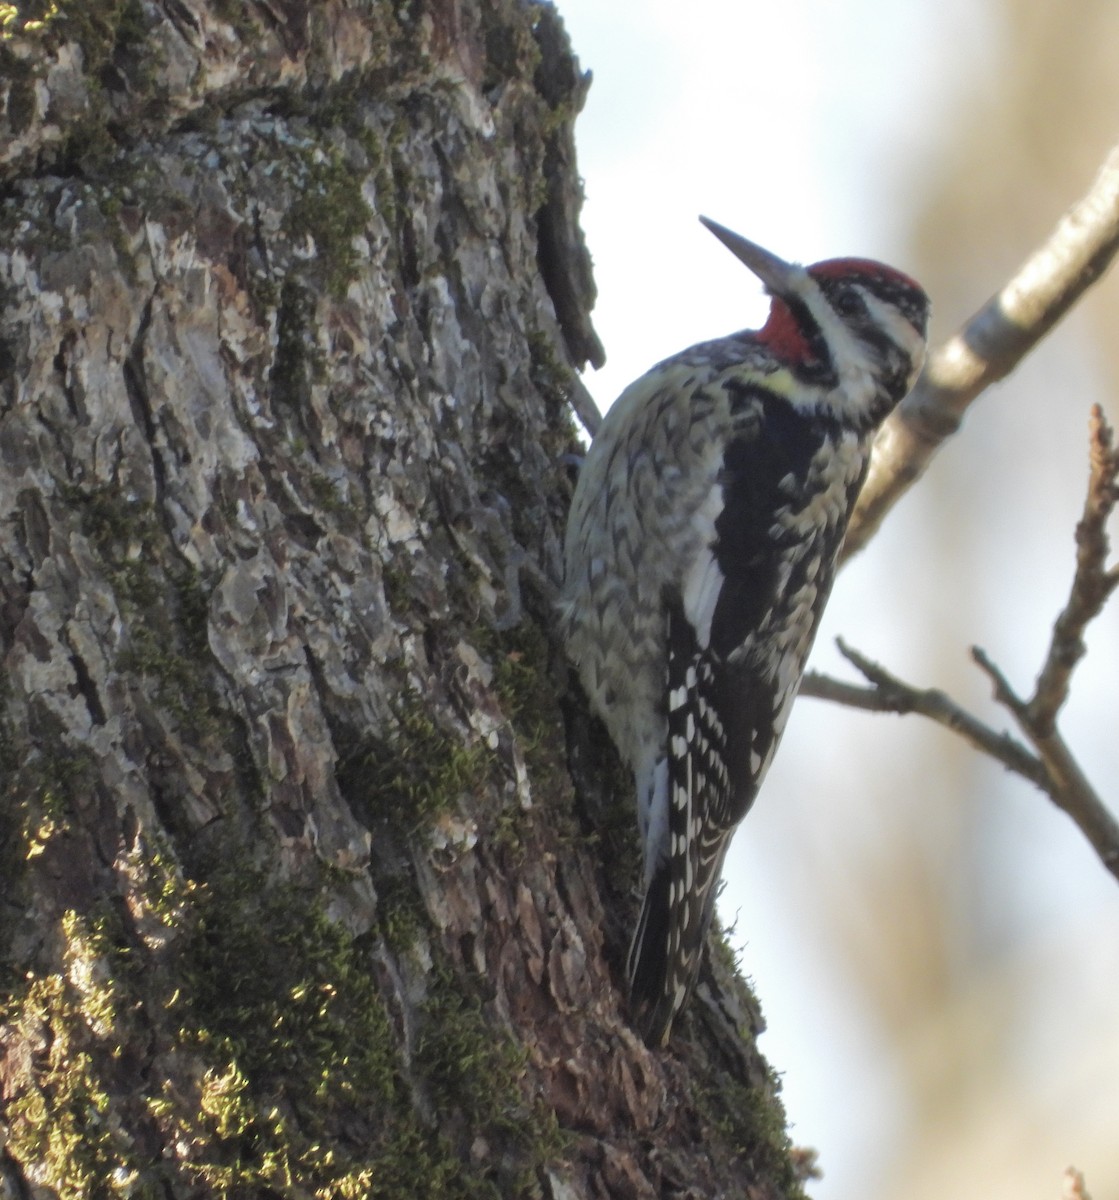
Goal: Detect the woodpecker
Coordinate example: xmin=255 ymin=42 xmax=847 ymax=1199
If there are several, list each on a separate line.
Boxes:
xmin=561 ymin=217 xmax=929 ymax=1045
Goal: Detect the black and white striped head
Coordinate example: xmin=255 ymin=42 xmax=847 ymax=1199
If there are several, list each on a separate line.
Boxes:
xmin=700 ymin=216 xmax=930 ymax=424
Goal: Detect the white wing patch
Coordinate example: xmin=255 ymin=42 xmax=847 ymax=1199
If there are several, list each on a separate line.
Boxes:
xmin=681 ymin=479 xmax=725 ymax=650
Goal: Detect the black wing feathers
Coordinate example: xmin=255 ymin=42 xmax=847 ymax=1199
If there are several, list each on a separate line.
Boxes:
xmin=628 ymin=391 xmax=831 ymax=1043
xmin=629 ymin=599 xmax=735 ymax=1044
xmin=710 ymin=392 xmax=824 ymax=657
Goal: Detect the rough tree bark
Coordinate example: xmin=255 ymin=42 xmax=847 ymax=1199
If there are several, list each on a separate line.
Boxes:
xmin=0 ymin=2 xmax=809 ymax=1197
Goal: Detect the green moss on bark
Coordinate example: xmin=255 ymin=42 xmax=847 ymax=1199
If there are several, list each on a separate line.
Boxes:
xmin=1 ymin=857 xmax=566 ymax=1198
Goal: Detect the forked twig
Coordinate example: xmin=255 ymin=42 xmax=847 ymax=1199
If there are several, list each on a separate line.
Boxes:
xmin=807 ymin=408 xmax=1119 ymax=883
xmin=802 ymin=643 xmax=1046 ymax=789
xmin=1027 ymin=406 xmax=1119 ymax=733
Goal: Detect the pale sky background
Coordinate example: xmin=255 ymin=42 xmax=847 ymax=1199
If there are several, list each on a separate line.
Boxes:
xmin=555 ymin=3 xmax=1119 ymax=1199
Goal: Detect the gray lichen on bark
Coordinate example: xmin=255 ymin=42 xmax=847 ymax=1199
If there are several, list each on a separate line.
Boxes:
xmin=0 ymin=2 xmax=808 ymax=1197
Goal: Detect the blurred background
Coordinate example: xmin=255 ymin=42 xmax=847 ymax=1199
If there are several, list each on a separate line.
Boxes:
xmin=555 ymin=1 xmax=1119 ymax=1197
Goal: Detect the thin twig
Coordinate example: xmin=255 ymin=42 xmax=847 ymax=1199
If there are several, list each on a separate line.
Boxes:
xmin=799 ymin=672 xmax=897 ymax=713
xmin=568 ymin=373 xmax=603 ymax=437
xmin=957 ymin=407 xmax=1119 ymax=881
xmin=1028 ymin=405 xmax=1119 ymax=732
xmin=805 ymin=637 xmax=1119 ymax=883
xmin=801 ymin=642 xmax=1047 ymax=789
xmin=843 ymin=143 xmax=1119 ymax=561
xmin=972 ymin=646 xmax=1119 ymax=883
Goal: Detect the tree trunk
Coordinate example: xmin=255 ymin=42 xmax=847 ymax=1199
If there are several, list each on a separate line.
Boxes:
xmin=0 ymin=3 xmax=808 ymax=1196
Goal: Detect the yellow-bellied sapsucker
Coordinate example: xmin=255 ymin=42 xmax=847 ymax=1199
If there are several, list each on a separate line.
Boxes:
xmin=561 ymin=217 xmax=930 ymax=1045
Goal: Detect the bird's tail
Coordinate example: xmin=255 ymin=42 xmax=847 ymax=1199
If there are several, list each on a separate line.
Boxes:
xmin=626 ymin=828 xmax=730 ymax=1046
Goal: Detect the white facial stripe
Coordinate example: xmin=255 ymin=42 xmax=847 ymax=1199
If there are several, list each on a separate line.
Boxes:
xmin=799 ymin=279 xmax=868 ymax=369
xmin=861 ymin=290 xmax=928 ymax=382
xmin=787 ymin=278 xmax=925 ymax=415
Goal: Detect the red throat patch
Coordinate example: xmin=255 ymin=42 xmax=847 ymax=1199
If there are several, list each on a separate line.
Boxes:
xmin=756 ymin=297 xmax=813 ymax=364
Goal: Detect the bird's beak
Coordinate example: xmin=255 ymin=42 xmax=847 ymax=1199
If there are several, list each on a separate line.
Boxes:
xmin=699 ymin=216 xmax=802 ymax=297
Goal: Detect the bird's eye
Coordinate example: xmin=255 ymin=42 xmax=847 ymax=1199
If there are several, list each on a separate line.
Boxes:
xmin=834 ymin=287 xmax=864 ymax=317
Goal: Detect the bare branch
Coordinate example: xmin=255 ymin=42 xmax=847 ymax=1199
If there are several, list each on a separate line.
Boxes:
xmin=969 ymin=645 xmax=1027 ymax=715
xmin=806 ymin=636 xmax=1119 ymax=883
xmin=1028 ymin=405 xmax=1119 ymax=732
xmin=972 ymin=647 xmax=1119 ymax=884
xmin=946 ymin=406 xmax=1119 ymax=881
xmin=799 ymin=671 xmax=899 ymax=713
xmin=843 ymin=144 xmax=1119 ymax=561
xmin=801 ymin=642 xmax=1047 ymax=788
